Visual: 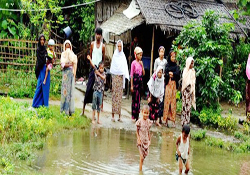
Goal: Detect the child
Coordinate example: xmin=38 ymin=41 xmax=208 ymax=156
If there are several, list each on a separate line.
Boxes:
xmin=176 ymin=124 xmax=190 ymax=174
xmin=154 ymin=46 xmax=167 ymax=72
xmin=87 ymin=55 xmax=106 ymax=124
xmin=136 ymin=105 xmax=152 ymax=171
xmin=43 ymin=39 xmax=56 ymax=85
xmin=131 ymin=46 xmax=145 ymax=122
xmin=147 ymin=66 xmax=164 ymax=127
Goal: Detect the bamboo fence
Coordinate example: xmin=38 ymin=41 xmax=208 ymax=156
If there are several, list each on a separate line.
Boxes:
xmin=0 ymin=37 xmax=64 ymax=92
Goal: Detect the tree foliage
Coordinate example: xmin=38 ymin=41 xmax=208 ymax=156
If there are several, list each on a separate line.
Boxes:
xmin=174 ymin=10 xmax=242 ymax=111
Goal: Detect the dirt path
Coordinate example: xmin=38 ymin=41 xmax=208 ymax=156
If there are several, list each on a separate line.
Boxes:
xmin=13 ymin=83 xmax=243 ymax=143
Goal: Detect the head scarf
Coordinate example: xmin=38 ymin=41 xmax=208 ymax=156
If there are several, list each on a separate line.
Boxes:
xmin=35 ymin=34 xmax=47 ymax=79
xmin=246 ymin=53 xmax=250 ymax=80
xmin=165 ymin=49 xmax=180 ymax=88
xmin=110 ymin=40 xmax=130 ymax=88
xmin=182 ymin=57 xmax=196 ymax=110
xmin=147 ymin=66 xmax=165 ymax=102
xmin=61 ymin=40 xmax=77 ymax=76
xmin=134 ymin=46 xmax=143 ymax=59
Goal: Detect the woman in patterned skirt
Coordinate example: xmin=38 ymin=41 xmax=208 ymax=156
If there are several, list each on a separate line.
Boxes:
xmin=163 ymin=50 xmax=180 ymax=127
xmin=181 ymin=57 xmax=196 ymax=126
xmin=110 ymin=40 xmax=129 ymax=122
xmin=60 ymin=40 xmax=77 ymax=116
xmin=131 ymin=47 xmax=145 ymax=121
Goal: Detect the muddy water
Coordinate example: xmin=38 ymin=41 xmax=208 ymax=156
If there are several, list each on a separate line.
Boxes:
xmin=16 ymin=127 xmax=250 ymax=175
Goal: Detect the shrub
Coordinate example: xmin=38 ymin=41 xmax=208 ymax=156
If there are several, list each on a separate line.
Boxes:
xmin=191 ymin=129 xmax=206 ymax=140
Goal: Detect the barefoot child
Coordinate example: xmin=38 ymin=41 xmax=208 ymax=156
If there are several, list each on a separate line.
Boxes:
xmin=43 ymin=39 xmax=56 ymax=84
xmin=136 ymin=105 xmax=152 ymax=171
xmin=147 ymin=66 xmax=165 ymax=127
xmin=87 ymin=55 xmax=106 ymax=124
xmin=176 ymin=124 xmax=190 ymax=174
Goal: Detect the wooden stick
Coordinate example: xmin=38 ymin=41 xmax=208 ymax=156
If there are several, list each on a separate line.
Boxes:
xmin=150 ymin=26 xmax=155 ymax=76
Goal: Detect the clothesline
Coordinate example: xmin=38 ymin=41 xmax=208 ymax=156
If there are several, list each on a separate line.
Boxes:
xmin=0 ymin=0 xmax=100 ymax=12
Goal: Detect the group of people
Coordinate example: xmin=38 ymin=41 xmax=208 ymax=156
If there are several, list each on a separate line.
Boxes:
xmin=32 ymin=27 xmax=196 ymax=174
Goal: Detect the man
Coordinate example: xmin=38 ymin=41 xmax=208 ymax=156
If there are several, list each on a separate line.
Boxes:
xmin=82 ymin=27 xmax=105 ymax=115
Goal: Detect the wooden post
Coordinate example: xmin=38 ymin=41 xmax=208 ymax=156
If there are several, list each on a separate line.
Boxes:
xmin=127 ymin=30 xmax=132 ymax=99
xmin=150 ymin=26 xmax=155 ymax=76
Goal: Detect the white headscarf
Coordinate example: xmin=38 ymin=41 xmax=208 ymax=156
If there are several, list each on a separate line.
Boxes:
xmin=110 ymin=40 xmax=130 ymax=88
xmin=61 ymin=40 xmax=77 ymax=76
xmin=147 ymin=66 xmax=165 ymax=102
xmin=182 ymin=57 xmax=196 ymax=110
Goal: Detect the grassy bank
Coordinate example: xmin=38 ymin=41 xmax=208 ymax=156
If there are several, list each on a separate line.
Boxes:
xmin=0 ymin=96 xmax=90 ymax=174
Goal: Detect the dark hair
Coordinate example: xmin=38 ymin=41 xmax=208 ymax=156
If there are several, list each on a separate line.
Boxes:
xmin=95 ymin=27 xmax=103 ymax=35
xmin=182 ymin=124 xmax=190 ymax=135
xmin=158 ymin=46 xmax=165 ymax=53
xmin=98 ymin=61 xmax=104 ymax=68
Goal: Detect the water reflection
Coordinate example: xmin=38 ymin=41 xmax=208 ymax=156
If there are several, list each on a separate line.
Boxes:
xmin=15 ymin=127 xmax=250 ymax=174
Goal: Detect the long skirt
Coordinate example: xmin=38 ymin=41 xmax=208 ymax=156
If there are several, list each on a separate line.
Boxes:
xmin=181 ymin=85 xmax=192 ymax=126
xmin=112 ymin=75 xmax=123 ymax=115
xmin=246 ymin=80 xmax=250 ymax=120
xmin=60 ymin=68 xmax=75 ymax=115
xmin=149 ymin=96 xmax=159 ymax=121
xmin=84 ymin=68 xmax=95 ymax=104
xmin=163 ymin=79 xmax=177 ymax=122
xmin=132 ymin=74 xmax=143 ymax=120
xmin=32 ymin=65 xmax=50 ymax=108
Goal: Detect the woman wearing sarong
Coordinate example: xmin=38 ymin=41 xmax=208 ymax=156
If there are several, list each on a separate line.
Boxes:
xmin=110 ymin=40 xmax=129 ymax=122
xmin=246 ymin=53 xmax=250 ymax=122
xmin=32 ymin=34 xmax=50 ymax=108
xmin=60 ymin=40 xmax=77 ymax=115
xmin=147 ymin=66 xmax=164 ymax=126
xmin=163 ymin=50 xmax=180 ymax=127
xmin=181 ymin=57 xmax=196 ymax=126
xmin=131 ymin=47 xmax=145 ymax=121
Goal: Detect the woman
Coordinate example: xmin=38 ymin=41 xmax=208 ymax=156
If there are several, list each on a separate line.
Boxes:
xmin=246 ymin=53 xmax=250 ymax=122
xmin=32 ymin=34 xmax=50 ymax=108
xmin=110 ymin=40 xmax=130 ymax=122
xmin=131 ymin=46 xmax=145 ymax=121
xmin=181 ymin=57 xmax=196 ymax=126
xmin=147 ymin=66 xmax=164 ymax=126
xmin=163 ymin=50 xmax=180 ymax=127
xmin=60 ymin=40 xmax=77 ymax=115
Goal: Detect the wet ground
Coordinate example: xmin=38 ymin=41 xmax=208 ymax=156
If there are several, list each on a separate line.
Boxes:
xmin=14 ymin=128 xmax=250 ymax=175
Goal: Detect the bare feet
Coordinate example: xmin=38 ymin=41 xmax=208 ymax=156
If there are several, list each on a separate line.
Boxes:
xmin=172 ymin=123 xmax=176 ymax=128
xmin=111 ymin=118 xmax=115 ymax=122
xmin=92 ymin=120 xmax=95 ymax=124
xmin=156 ymin=122 xmax=162 ymax=127
xmin=132 ymin=119 xmax=136 ymax=123
xmin=97 ymin=121 xmax=101 ymax=124
xmin=118 ymin=118 xmax=123 ymax=122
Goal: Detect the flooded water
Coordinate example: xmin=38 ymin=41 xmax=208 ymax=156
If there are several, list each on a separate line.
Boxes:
xmin=15 ymin=127 xmax=250 ymax=175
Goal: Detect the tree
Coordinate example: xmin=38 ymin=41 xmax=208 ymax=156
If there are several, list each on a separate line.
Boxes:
xmin=174 ymin=10 xmax=242 ymax=111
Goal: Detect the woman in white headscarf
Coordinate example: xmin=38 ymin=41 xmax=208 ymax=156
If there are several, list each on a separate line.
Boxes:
xmin=110 ymin=40 xmax=130 ymax=122
xmin=60 ymin=40 xmax=77 ymax=116
xmin=181 ymin=57 xmax=196 ymax=126
xmin=147 ymin=65 xmax=164 ymax=126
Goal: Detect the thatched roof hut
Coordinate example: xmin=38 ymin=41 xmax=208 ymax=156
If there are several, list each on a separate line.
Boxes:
xmin=96 ymin=0 xmax=250 ymax=76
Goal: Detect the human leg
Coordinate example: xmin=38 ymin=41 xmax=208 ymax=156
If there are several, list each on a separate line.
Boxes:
xmin=178 ymin=157 xmax=183 ymax=174
xmin=92 ymin=110 xmax=96 ymax=124
xmin=97 ymin=91 xmax=102 ymax=124
xmin=139 ymin=154 xmax=144 ymax=171
xmin=92 ymin=91 xmax=98 ymax=124
xmin=185 ymin=159 xmax=190 ymax=174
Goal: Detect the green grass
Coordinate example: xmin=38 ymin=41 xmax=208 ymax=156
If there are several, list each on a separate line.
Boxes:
xmin=0 ymin=96 xmax=90 ymax=174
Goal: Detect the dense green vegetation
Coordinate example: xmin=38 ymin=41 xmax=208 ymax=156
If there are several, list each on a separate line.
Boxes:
xmin=0 ymin=96 xmax=90 ymax=174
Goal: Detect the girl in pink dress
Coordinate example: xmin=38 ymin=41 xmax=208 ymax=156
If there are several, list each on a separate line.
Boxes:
xmin=136 ymin=105 xmax=152 ymax=171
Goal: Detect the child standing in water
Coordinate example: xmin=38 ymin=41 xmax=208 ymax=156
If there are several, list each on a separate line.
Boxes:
xmin=176 ymin=124 xmax=190 ymax=174
xmin=136 ymin=105 xmax=152 ymax=171
xmin=131 ymin=46 xmax=145 ymax=122
xmin=87 ymin=55 xmax=106 ymax=124
xmin=43 ymin=39 xmax=56 ymax=85
xmin=147 ymin=66 xmax=165 ymax=126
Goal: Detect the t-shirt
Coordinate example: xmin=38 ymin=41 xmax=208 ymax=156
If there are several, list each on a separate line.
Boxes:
xmin=130 ymin=60 xmax=143 ymax=77
xmin=93 ymin=69 xmax=106 ymax=92
xmin=47 ymin=48 xmax=56 ymax=61
xmin=154 ymin=57 xmax=167 ymax=72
